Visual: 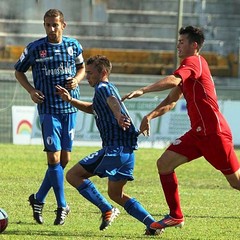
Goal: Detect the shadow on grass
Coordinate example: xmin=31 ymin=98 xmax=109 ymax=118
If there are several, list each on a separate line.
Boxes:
xmin=4 ymin=229 xmax=149 ymax=239
xmin=153 ymin=213 xmax=240 ymax=219
xmin=4 ymin=221 xmax=148 ymax=239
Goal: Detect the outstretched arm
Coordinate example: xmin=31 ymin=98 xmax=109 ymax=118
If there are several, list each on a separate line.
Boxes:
xmin=140 ymin=86 xmax=183 ymax=136
xmin=55 ymin=85 xmax=93 ymax=114
xmin=122 ymin=75 xmax=182 ymax=101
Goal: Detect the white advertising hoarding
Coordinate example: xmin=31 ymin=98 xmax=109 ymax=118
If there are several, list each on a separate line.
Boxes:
xmin=12 ymin=99 xmax=240 ymax=147
xmin=11 ymin=106 xmax=35 ymax=144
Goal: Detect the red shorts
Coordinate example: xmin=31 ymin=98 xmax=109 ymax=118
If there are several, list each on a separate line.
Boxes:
xmin=167 ymin=130 xmax=240 ymax=175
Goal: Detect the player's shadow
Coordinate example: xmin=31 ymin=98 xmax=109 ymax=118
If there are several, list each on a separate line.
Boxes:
xmin=153 ymin=213 xmax=240 ymax=219
xmin=3 ymin=229 xmax=149 ymax=239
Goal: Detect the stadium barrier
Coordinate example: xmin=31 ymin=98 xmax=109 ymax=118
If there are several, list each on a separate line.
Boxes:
xmin=12 ymin=98 xmax=240 ymax=148
xmin=0 ymin=45 xmax=235 ymax=77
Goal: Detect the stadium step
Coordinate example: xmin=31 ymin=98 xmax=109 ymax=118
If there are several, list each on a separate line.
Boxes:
xmin=0 ymin=46 xmax=234 ymax=77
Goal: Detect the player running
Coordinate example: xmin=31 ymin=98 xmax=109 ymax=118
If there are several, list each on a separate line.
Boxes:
xmin=56 ymin=55 xmax=160 ymax=235
xmin=122 ymin=26 xmax=240 ymax=235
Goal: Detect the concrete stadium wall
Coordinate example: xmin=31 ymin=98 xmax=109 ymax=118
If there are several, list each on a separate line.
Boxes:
xmin=0 ymin=0 xmax=239 ymax=54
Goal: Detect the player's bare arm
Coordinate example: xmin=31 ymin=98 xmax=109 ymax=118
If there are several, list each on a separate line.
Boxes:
xmin=140 ymin=86 xmax=182 ymax=136
xmin=55 ymin=85 xmax=93 ymax=114
xmin=107 ymin=95 xmax=131 ymax=131
xmin=122 ymin=75 xmax=182 ymax=101
xmin=15 ymin=70 xmax=45 ymax=104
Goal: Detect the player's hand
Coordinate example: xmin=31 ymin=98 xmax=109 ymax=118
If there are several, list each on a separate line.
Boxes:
xmin=55 ymin=85 xmax=72 ymax=102
xmin=117 ymin=114 xmax=131 ymax=131
xmin=30 ymin=89 xmax=45 ymax=104
xmin=121 ymin=89 xmax=144 ymax=101
xmin=139 ymin=116 xmax=151 ymax=136
xmin=65 ymin=77 xmax=78 ymax=90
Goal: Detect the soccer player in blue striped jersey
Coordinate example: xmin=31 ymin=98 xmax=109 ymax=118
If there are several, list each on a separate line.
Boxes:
xmin=55 ymin=55 xmax=160 ymax=235
xmin=14 ymin=9 xmax=85 ymax=225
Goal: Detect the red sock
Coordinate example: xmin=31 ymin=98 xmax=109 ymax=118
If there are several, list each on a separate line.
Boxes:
xmin=160 ymin=172 xmax=183 ymax=219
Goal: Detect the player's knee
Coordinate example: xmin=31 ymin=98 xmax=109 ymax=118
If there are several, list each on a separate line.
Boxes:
xmin=229 ymin=182 xmax=240 ymax=191
xmin=156 ymin=158 xmax=162 ymax=169
xmin=225 ymin=170 xmax=240 ymax=190
xmin=66 ymin=168 xmax=79 ymax=186
xmin=108 ymin=189 xmax=120 ymax=203
xmin=65 ymin=170 xmax=72 ymax=184
xmin=60 ymin=159 xmax=69 ymax=168
xmin=157 ymin=158 xmax=170 ymax=174
xmin=108 ymin=189 xmax=115 ymax=201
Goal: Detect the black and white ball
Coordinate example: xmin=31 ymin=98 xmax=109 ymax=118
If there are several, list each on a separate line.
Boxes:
xmin=0 ymin=208 xmax=8 ymax=233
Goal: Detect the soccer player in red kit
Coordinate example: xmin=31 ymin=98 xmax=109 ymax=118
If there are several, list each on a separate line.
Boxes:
xmin=122 ymin=26 xmax=240 ymax=234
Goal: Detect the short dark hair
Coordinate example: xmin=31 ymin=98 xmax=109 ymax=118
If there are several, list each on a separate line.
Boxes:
xmin=86 ymin=55 xmax=112 ymax=75
xmin=44 ymin=9 xmax=64 ymax=23
xmin=179 ymin=26 xmax=205 ymax=49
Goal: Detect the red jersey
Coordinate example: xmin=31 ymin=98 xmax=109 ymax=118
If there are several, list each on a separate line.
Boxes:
xmin=174 ymin=55 xmax=231 ymax=136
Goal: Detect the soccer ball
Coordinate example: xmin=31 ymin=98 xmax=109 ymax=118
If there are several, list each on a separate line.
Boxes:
xmin=0 ymin=208 xmax=8 ymax=233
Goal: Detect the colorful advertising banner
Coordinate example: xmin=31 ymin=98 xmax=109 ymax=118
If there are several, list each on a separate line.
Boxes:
xmin=12 ymin=106 xmax=35 ymax=144
xmin=12 ymin=99 xmax=240 ymax=147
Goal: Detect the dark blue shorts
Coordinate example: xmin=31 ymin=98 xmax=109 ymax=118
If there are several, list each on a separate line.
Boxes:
xmin=40 ymin=113 xmax=77 ymax=152
xmin=79 ymin=146 xmax=135 ymax=181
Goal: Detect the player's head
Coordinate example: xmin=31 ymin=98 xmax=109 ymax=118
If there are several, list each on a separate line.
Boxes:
xmin=86 ymin=55 xmax=112 ymax=87
xmin=179 ymin=26 xmax=205 ymax=50
xmin=87 ymin=55 xmax=112 ymax=76
xmin=43 ymin=9 xmax=66 ymax=43
xmin=177 ymin=26 xmax=205 ymax=58
xmin=44 ymin=9 xmax=65 ymax=23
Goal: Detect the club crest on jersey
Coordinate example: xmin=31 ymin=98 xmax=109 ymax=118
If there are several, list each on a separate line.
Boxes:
xmin=40 ymin=50 xmax=47 ymax=58
xmin=67 ymin=47 xmax=73 ymax=56
xmin=172 ymin=139 xmax=182 ymax=145
xmin=47 ymin=136 xmax=53 ymax=145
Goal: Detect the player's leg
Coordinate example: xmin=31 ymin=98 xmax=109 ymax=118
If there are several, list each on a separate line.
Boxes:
xmin=46 ymin=151 xmax=70 ymax=225
xmin=105 ymin=147 xmax=159 ymax=235
xmin=60 ymin=112 xmax=77 ymax=168
xmin=60 ymin=150 xmax=71 ymax=168
xmin=41 ymin=114 xmax=70 ymax=225
xmin=224 ymin=169 xmax=240 ymax=190
xmin=29 ymin=155 xmax=63 ymax=225
xmin=219 ymin=147 xmax=240 ymax=190
xmin=151 ymin=131 xmax=200 ymax=231
xmin=67 ymin=165 xmax=113 ymax=213
xmin=108 ymin=179 xmax=159 ymax=235
xmin=29 ymin=114 xmax=62 ymax=224
xmin=51 ymin=112 xmax=77 ymax=225
xmin=150 ymin=150 xmax=187 ymax=231
xmin=202 ymin=132 xmax=240 ymax=190
xmin=158 ymin=149 xmax=188 ymax=217
xmin=66 ymin=149 xmax=117 ymax=230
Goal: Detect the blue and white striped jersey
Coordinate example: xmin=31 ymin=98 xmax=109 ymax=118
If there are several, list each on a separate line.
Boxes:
xmin=14 ymin=36 xmax=84 ymax=114
xmin=93 ymin=81 xmax=139 ymax=149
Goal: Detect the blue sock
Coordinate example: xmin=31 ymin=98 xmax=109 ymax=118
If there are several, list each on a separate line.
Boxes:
xmin=77 ymin=179 xmax=112 ymax=213
xmin=36 ymin=170 xmax=51 ymax=203
xmin=36 ymin=164 xmax=65 ymax=203
xmin=48 ymin=163 xmax=66 ymax=208
xmin=124 ymin=198 xmax=155 ymax=228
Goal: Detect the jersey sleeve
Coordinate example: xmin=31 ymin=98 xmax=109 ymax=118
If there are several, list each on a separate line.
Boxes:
xmin=174 ymin=56 xmax=199 ymax=82
xmin=96 ymin=82 xmax=112 ymax=100
xmin=74 ymin=41 xmax=84 ymax=65
xmin=14 ymin=43 xmax=34 ymax=72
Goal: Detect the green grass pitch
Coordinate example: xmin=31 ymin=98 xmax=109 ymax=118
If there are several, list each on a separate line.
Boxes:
xmin=0 ymin=144 xmax=240 ymax=239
